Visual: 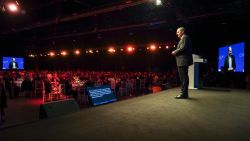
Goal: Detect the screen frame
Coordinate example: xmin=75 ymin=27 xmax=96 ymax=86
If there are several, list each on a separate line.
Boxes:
xmin=217 ymin=42 xmax=245 ymax=73
xmin=87 ymin=85 xmax=117 ymax=106
xmin=2 ymin=56 xmax=25 ymax=70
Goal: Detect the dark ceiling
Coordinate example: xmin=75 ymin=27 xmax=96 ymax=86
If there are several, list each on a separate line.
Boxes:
xmin=0 ymin=0 xmax=250 ymax=56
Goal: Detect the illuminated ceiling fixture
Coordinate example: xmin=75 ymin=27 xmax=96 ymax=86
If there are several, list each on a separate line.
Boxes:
xmin=61 ymin=51 xmax=68 ymax=56
xmin=89 ymin=49 xmax=93 ymax=54
xmin=4 ymin=1 xmax=20 ymax=13
xmin=29 ymin=54 xmax=35 ymax=58
xmin=150 ymin=44 xmax=156 ymax=51
xmin=126 ymin=46 xmax=135 ymax=53
xmin=75 ymin=50 xmax=80 ymax=55
xmin=155 ymin=0 xmax=162 ymax=6
xmin=108 ymin=47 xmax=116 ymax=53
xmin=49 ymin=52 xmax=55 ymax=56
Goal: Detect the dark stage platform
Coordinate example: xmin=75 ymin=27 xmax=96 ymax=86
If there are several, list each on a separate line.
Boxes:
xmin=0 ymin=88 xmax=249 ymax=141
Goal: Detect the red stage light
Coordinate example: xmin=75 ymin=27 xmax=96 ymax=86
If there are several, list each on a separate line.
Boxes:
xmin=49 ymin=52 xmax=55 ymax=56
xmin=75 ymin=50 xmax=80 ymax=55
xmin=108 ymin=47 xmax=116 ymax=53
xmin=150 ymin=44 xmax=156 ymax=51
xmin=126 ymin=46 xmax=134 ymax=53
xmin=6 ymin=1 xmax=19 ymax=13
xmin=61 ymin=51 xmax=67 ymax=56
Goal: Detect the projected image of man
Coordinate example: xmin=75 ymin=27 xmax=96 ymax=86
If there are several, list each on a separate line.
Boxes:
xmin=224 ymin=47 xmax=236 ymax=72
xmin=8 ymin=58 xmax=19 ymax=69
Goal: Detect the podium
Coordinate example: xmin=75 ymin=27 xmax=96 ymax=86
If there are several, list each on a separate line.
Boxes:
xmin=189 ymin=54 xmax=207 ymax=89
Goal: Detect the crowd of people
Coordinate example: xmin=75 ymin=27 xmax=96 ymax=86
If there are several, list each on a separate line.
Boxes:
xmin=0 ymin=69 xmax=179 ymax=124
xmin=1 ymin=70 xmax=179 ymax=97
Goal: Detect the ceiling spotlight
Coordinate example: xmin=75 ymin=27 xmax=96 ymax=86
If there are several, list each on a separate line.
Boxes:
xmin=150 ymin=44 xmax=156 ymax=51
xmin=89 ymin=49 xmax=93 ymax=54
xmin=156 ymin=0 xmax=162 ymax=6
xmin=29 ymin=54 xmax=34 ymax=58
xmin=49 ymin=52 xmax=55 ymax=56
xmin=75 ymin=50 xmax=80 ymax=55
xmin=61 ymin=51 xmax=67 ymax=56
xmin=5 ymin=1 xmax=20 ymax=13
xmin=126 ymin=46 xmax=134 ymax=53
xmin=8 ymin=3 xmax=18 ymax=11
xmin=108 ymin=47 xmax=116 ymax=53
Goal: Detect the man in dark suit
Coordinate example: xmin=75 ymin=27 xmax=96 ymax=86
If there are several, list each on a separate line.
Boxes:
xmin=224 ymin=47 xmax=236 ymax=72
xmin=172 ymin=27 xmax=193 ymax=99
xmin=8 ymin=58 xmax=19 ymax=69
xmin=223 ymin=47 xmax=236 ymax=87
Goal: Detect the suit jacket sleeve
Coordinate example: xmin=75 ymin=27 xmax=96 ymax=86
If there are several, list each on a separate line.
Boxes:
xmin=173 ymin=35 xmax=189 ymax=56
xmin=9 ymin=62 xmax=12 ymax=69
xmin=16 ymin=62 xmax=19 ymax=68
xmin=232 ymin=55 xmax=236 ymax=70
xmin=224 ymin=57 xmax=228 ymax=69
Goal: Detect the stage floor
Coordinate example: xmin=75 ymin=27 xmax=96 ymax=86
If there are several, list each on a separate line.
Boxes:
xmin=1 ymin=88 xmax=250 ymax=141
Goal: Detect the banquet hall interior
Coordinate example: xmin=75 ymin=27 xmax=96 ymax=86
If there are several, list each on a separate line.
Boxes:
xmin=0 ymin=1 xmax=250 ymax=141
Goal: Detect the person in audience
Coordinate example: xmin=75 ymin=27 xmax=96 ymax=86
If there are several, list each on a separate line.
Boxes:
xmin=44 ymin=74 xmax=52 ymax=97
xmin=3 ymin=73 xmax=13 ymax=99
xmin=33 ymin=73 xmax=42 ymax=81
xmin=52 ymin=72 xmax=60 ymax=84
xmin=21 ymin=74 xmax=34 ymax=97
xmin=0 ymin=75 xmax=7 ymax=125
xmin=61 ymin=74 xmax=73 ymax=96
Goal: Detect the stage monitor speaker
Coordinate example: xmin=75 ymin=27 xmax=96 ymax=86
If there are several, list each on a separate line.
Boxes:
xmin=162 ymin=83 xmax=171 ymax=90
xmin=40 ymin=98 xmax=80 ymax=119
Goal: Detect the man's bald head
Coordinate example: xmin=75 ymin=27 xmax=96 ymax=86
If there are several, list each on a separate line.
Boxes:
xmin=176 ymin=27 xmax=185 ymax=39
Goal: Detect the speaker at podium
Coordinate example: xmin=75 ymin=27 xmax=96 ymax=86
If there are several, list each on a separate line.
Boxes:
xmin=189 ymin=54 xmax=207 ymax=89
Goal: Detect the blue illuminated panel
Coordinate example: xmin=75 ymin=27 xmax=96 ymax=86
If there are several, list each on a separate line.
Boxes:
xmin=87 ymin=86 xmax=117 ymax=106
xmin=2 ymin=57 xmax=24 ymax=70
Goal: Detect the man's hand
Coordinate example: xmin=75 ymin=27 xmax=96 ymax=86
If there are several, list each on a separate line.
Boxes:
xmin=171 ymin=51 xmax=175 ymax=55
